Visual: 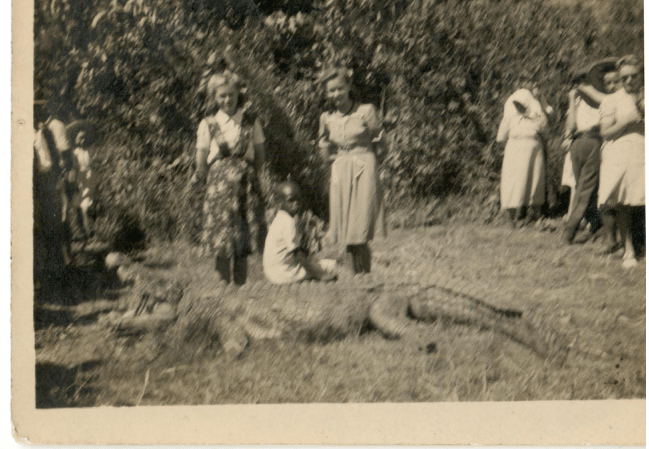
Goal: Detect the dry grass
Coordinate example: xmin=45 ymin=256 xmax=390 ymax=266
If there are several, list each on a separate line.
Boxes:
xmin=34 ymin=222 xmax=645 ymax=406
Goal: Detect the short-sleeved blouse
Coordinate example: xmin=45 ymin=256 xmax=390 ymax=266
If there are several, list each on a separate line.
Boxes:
xmin=196 ymin=109 xmax=265 ymax=164
xmin=318 ymin=103 xmax=383 ymax=152
xmin=599 ymin=89 xmax=645 ymax=139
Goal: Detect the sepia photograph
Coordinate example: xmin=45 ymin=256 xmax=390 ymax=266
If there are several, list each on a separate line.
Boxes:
xmin=12 ymin=0 xmax=646 ymax=444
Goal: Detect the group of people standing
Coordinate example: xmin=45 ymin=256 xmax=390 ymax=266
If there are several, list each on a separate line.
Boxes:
xmin=33 ymin=101 xmax=97 ymax=286
xmin=193 ymin=66 xmax=387 ymax=285
xmin=496 ymin=55 xmax=644 ymax=269
xmin=34 ymin=55 xmax=644 ymax=289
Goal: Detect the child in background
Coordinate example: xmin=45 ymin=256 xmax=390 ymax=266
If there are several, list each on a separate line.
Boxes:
xmin=263 ymin=181 xmax=337 ymax=284
xmin=66 ymin=121 xmax=97 ymax=242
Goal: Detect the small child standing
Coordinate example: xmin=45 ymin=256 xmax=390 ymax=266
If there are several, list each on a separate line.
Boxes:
xmin=66 ymin=121 xmax=97 ymax=242
xmin=263 ymin=181 xmax=337 ymax=285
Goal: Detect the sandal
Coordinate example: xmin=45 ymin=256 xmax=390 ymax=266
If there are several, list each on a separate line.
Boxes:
xmin=622 ymin=257 xmax=638 ymax=269
xmin=597 ymin=241 xmax=623 ymax=256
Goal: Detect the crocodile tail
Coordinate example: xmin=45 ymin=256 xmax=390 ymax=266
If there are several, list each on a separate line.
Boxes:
xmin=368 ymin=293 xmax=412 ymax=339
xmin=409 ymin=290 xmax=563 ymax=361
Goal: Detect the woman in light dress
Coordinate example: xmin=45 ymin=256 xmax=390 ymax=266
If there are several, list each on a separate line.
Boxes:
xmin=597 ymin=55 xmax=644 ymax=268
xmin=496 ymin=85 xmax=549 ymax=228
xmin=317 ymin=68 xmax=387 ymax=274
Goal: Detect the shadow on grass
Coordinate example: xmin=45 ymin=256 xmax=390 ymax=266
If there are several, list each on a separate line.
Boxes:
xmin=34 ymin=247 xmax=124 ymax=330
xmin=35 ymin=361 xmax=102 ymax=408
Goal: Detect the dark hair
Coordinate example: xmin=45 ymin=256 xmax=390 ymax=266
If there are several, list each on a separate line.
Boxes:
xmin=33 ymin=101 xmax=48 ymax=128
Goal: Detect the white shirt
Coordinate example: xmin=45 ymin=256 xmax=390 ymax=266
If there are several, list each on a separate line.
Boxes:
xmin=574 ymin=96 xmax=600 ymax=133
xmin=73 ymin=147 xmax=91 ymax=171
xmin=263 ymin=210 xmax=307 ymax=285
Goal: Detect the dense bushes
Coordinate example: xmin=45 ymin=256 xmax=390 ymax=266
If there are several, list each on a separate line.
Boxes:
xmin=35 ymin=0 xmax=644 ymax=241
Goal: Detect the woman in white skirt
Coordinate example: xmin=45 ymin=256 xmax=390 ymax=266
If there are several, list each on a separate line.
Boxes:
xmin=496 ymin=86 xmax=549 ymax=227
xmin=598 ymin=55 xmax=644 ymax=268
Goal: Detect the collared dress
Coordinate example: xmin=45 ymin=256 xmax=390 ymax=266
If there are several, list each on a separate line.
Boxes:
xmin=496 ymin=89 xmax=548 ymax=210
xmin=598 ymin=89 xmax=645 ymax=207
xmin=318 ymin=103 xmax=386 ymax=247
xmin=196 ymin=108 xmax=266 ymax=258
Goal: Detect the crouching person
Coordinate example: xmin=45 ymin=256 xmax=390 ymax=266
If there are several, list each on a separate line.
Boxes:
xmin=263 ymin=181 xmax=337 ymax=284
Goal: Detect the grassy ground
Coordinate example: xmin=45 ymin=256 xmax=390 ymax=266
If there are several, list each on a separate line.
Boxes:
xmin=34 ymin=220 xmax=645 ymax=407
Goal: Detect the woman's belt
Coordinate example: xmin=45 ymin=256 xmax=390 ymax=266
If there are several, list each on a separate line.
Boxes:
xmin=573 ymin=127 xmax=601 ymax=139
xmin=335 ymin=146 xmax=371 ymax=155
xmin=507 ymin=135 xmax=540 ymax=141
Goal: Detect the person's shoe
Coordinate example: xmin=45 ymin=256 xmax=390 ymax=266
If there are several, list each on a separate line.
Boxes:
xmin=561 ymin=228 xmax=574 ymax=245
xmin=597 ymin=241 xmax=622 ymax=256
xmin=589 ymin=227 xmax=606 ymax=243
xmin=319 ymin=272 xmax=338 ymax=282
xmin=622 ymin=257 xmax=638 ymax=269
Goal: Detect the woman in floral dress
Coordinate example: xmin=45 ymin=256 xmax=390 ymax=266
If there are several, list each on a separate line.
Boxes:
xmin=317 ymin=68 xmax=387 ymax=274
xmin=194 ymin=70 xmax=266 ymax=284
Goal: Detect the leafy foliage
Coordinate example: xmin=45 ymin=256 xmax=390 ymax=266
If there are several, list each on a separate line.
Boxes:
xmin=35 ymin=0 xmax=644 ymax=240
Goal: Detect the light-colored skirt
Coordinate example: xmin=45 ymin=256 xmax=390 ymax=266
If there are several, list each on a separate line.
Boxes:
xmin=500 ymin=137 xmax=546 ymax=210
xmin=598 ymin=133 xmax=645 ymax=207
xmin=560 ymin=152 xmax=576 ymax=215
xmin=326 ymin=149 xmax=386 ymax=246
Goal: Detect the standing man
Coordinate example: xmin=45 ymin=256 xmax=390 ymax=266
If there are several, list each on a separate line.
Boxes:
xmin=561 ymin=59 xmax=617 ymax=244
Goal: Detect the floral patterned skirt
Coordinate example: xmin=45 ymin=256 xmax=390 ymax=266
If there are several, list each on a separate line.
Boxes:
xmin=200 ymin=157 xmax=265 ymax=258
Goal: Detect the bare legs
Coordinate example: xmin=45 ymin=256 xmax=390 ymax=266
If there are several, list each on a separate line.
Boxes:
xmin=599 ymin=204 xmax=642 ymax=269
xmin=618 ymin=206 xmax=638 ymax=268
xmin=598 ymin=205 xmax=619 ymax=253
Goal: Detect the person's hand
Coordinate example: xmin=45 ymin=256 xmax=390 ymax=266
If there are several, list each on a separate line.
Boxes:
xmin=620 ymin=106 xmax=642 ymax=125
xmin=568 ymin=88 xmax=578 ymax=100
xmin=636 ymin=89 xmax=645 ymax=113
xmin=318 ymin=139 xmax=335 ymax=152
xmin=190 ymin=166 xmax=207 ymax=186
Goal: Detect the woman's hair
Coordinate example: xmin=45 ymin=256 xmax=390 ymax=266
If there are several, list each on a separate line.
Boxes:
xmin=316 ymin=67 xmax=353 ymax=86
xmin=616 ymin=55 xmax=643 ymax=71
xmin=205 ymin=70 xmax=243 ymax=97
xmin=317 ymin=67 xmax=358 ymax=110
xmin=201 ymin=69 xmax=247 ymax=114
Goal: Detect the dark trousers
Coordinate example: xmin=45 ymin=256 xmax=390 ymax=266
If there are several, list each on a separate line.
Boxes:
xmin=564 ymin=134 xmax=602 ymax=238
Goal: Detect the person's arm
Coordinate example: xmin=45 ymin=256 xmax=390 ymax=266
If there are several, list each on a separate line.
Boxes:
xmin=599 ymin=97 xmax=642 ymax=141
xmin=34 ymin=130 xmax=54 ymax=173
xmin=194 ymin=119 xmax=210 ymax=182
xmin=564 ymin=89 xmax=578 ymax=139
xmin=576 ymin=84 xmax=606 ymax=105
xmin=318 ymin=113 xmax=336 ymax=163
xmin=364 ymin=104 xmax=389 ymax=162
xmin=251 ymin=118 xmax=266 ymax=173
xmin=495 ymin=104 xmax=510 ymax=143
xmin=48 ymin=119 xmax=73 ymax=172
xmin=537 ymin=92 xmax=555 ymax=120
xmin=600 ymin=114 xmax=634 ymax=141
